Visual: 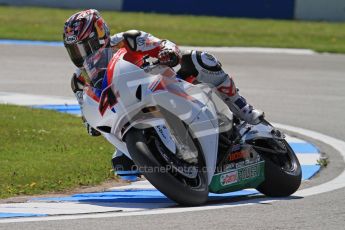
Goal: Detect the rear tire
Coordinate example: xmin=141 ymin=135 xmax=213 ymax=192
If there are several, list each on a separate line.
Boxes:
xmin=125 ymin=128 xmax=209 ymax=206
xmin=256 ymin=140 xmax=302 ymax=197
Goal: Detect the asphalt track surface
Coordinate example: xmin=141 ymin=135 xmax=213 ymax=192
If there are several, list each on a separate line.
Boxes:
xmin=1 ymin=44 xmax=345 ymax=229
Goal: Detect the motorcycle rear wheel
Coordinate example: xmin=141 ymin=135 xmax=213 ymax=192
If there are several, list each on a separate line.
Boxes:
xmin=125 ymin=127 xmax=209 ymax=206
xmin=256 ymin=139 xmax=302 ymax=197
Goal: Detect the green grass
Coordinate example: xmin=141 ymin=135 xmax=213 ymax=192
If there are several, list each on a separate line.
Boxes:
xmin=0 ymin=104 xmax=115 ymax=199
xmin=0 ymin=6 xmax=345 ymax=53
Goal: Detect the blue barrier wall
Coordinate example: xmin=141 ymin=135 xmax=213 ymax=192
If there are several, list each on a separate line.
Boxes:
xmin=122 ymin=0 xmax=295 ymax=19
xmin=1 ymin=0 xmax=343 ymax=21
xmin=0 ymin=0 xmax=123 ymax=10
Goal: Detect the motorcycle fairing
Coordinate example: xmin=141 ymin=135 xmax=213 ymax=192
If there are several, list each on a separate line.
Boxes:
xmin=82 ymin=52 xmax=230 ymax=184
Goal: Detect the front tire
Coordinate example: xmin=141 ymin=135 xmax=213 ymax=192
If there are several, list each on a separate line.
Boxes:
xmin=125 ymin=128 xmax=209 ymax=206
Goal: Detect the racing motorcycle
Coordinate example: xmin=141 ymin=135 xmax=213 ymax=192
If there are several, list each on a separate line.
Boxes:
xmin=81 ymin=48 xmax=302 ymax=206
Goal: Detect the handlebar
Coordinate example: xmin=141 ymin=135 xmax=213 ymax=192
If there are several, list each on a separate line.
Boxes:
xmin=152 ymin=59 xmax=160 ymax=65
xmin=141 ymin=55 xmax=160 ymax=69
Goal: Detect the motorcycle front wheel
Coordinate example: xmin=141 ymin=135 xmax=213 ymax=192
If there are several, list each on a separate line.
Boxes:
xmin=125 ymin=127 xmax=209 ymax=206
xmin=256 ymin=139 xmax=302 ymax=197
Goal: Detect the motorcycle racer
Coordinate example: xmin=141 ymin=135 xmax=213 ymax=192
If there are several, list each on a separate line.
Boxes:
xmin=63 ymin=9 xmax=264 ymax=176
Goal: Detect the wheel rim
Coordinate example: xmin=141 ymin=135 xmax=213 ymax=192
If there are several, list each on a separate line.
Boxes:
xmin=268 ymin=140 xmax=299 ymax=173
xmin=251 ymin=138 xmax=299 ymax=174
xmin=146 ymin=129 xmax=207 ymax=190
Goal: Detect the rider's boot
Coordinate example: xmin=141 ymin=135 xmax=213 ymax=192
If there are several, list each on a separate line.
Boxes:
xmin=217 ymin=76 xmax=264 ymax=125
xmin=112 ymin=150 xmax=140 ymax=181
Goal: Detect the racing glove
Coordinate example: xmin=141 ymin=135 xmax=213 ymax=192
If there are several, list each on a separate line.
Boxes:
xmin=71 ymin=72 xmax=85 ymax=105
xmin=158 ymin=48 xmax=180 ymax=67
xmin=71 ymin=73 xmax=85 ymax=93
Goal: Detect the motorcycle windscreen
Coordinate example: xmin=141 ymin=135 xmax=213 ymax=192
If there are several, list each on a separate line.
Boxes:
xmin=83 ymin=48 xmax=113 ymax=87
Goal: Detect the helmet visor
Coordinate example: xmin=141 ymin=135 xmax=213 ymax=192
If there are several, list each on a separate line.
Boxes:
xmin=65 ymin=36 xmax=101 ymax=68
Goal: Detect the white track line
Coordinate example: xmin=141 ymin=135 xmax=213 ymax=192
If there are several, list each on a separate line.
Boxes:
xmin=0 ymin=92 xmax=76 ymax=105
xmin=0 ymin=39 xmax=317 ymax=55
xmin=181 ymin=46 xmax=316 ymax=55
xmin=296 ymin=154 xmax=320 ymax=165
xmin=1 ymin=123 xmax=343 ymax=223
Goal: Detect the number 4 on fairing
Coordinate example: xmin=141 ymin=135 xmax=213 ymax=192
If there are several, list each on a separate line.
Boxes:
xmin=99 ymin=85 xmax=118 ymax=115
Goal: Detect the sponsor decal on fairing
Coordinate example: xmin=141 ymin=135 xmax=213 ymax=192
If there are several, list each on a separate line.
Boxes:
xmin=220 ymin=171 xmax=238 ymax=186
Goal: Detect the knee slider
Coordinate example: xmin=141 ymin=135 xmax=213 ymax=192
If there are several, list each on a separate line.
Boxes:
xmin=194 ymin=51 xmax=222 ymax=71
xmin=191 ymin=51 xmax=227 ymax=86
